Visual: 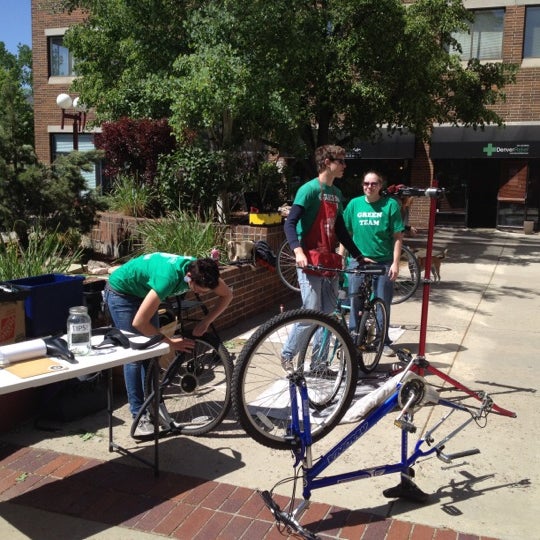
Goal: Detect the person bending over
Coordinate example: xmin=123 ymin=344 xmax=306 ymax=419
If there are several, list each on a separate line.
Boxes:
xmin=105 ymin=254 xmax=232 ymax=437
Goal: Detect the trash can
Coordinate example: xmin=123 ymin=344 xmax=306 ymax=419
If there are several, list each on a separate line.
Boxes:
xmin=523 ymin=220 xmax=535 ymax=234
xmin=7 ymin=274 xmax=85 ymax=337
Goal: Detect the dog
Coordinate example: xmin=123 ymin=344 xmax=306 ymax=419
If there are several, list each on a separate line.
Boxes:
xmin=227 ymin=240 xmax=255 ymax=262
xmin=415 ymin=248 xmax=448 ymax=281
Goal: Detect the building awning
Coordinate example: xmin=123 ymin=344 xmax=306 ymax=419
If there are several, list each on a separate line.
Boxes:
xmin=346 ymin=130 xmax=415 ymax=159
xmin=431 ymin=125 xmax=540 ymax=159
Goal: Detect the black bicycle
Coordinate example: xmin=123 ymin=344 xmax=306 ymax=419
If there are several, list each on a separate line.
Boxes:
xmin=276 ymin=239 xmax=420 ymax=304
xmin=130 ymin=292 xmax=234 ymax=438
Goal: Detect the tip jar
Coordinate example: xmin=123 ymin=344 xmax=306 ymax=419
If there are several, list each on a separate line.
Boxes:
xmin=67 ymin=305 xmax=92 ymax=355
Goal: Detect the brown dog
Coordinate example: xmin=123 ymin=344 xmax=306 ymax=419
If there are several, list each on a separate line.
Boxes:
xmin=415 ymin=248 xmax=448 ymax=281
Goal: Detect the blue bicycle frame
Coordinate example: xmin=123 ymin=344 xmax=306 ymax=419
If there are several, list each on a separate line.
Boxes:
xmin=263 ymin=363 xmax=494 ymax=539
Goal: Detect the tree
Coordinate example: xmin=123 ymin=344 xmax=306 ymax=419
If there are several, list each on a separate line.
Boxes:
xmin=0 ymin=42 xmax=104 ymax=241
xmin=0 ymin=44 xmax=34 ymax=174
xmin=61 ymin=0 xmax=195 ymax=120
xmin=60 ymin=0 xmax=516 ymax=180
xmin=62 ymin=1 xmax=515 ymax=148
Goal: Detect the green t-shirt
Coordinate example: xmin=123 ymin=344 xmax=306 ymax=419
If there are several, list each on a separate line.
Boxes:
xmin=108 ymin=253 xmax=195 ymax=300
xmin=343 ymin=196 xmax=404 ymax=261
xmin=293 ymin=178 xmax=344 ymax=242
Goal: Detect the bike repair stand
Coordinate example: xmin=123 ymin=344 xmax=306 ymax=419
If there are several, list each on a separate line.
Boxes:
xmin=382 ymin=180 xmax=443 ymax=503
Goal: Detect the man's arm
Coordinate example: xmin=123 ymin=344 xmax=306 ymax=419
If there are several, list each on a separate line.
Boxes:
xmin=192 ymin=278 xmax=233 ymax=336
xmin=335 ymin=215 xmax=363 ymax=260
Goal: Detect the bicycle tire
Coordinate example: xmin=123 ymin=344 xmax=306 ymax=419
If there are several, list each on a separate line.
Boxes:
xmin=232 ymin=309 xmax=357 ymax=450
xmin=144 ymin=336 xmax=233 ymax=436
xmin=297 ymin=322 xmax=347 ymax=410
xmin=356 ymin=298 xmax=387 ymax=373
xmin=277 ymin=239 xmax=300 ymax=292
xmin=392 ymin=245 xmax=420 ymax=304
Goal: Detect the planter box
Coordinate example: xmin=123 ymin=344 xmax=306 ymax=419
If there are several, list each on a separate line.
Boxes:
xmin=249 ymin=213 xmax=282 ymax=226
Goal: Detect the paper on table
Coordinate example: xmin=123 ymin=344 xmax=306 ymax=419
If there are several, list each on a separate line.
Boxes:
xmin=5 ymin=357 xmax=67 ymax=378
xmin=0 ymin=339 xmax=47 ymax=367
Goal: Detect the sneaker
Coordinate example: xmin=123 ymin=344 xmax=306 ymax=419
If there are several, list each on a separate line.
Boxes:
xmin=133 ymin=413 xmax=155 ymax=438
xmin=383 ymin=345 xmax=396 ymax=357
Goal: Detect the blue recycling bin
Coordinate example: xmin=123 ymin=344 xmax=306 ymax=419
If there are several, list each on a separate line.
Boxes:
xmin=7 ymin=274 xmax=85 ymax=337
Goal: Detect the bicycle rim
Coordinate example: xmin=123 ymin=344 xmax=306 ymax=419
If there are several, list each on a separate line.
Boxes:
xmin=277 ymin=240 xmax=300 ymax=292
xmin=356 ymin=299 xmax=387 ymax=373
xmin=145 ymin=338 xmax=233 ymax=436
xmin=232 ymin=309 xmax=357 ymax=450
xmin=297 ymin=323 xmax=347 ymax=410
xmin=393 ymin=245 xmax=420 ymax=304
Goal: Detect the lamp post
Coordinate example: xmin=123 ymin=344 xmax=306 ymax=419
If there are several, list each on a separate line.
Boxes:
xmin=56 ymin=93 xmax=87 ymax=151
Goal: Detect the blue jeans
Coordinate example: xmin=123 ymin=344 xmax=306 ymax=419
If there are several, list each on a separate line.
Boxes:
xmin=281 ymin=268 xmax=338 ymax=360
xmin=347 ymin=259 xmax=393 ymax=345
xmin=104 ymin=287 xmax=159 ymax=418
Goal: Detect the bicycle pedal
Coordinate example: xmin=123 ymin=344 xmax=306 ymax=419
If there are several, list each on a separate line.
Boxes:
xmin=394 ymin=418 xmax=416 ymax=433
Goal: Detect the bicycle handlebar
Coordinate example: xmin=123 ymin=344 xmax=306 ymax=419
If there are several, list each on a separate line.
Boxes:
xmin=304 ymin=263 xmax=387 ymax=276
xmin=259 ymin=491 xmax=316 ymax=540
xmin=384 ymin=186 xmax=445 ymax=198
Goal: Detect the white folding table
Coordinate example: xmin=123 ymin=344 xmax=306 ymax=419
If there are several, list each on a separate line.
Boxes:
xmin=0 ymin=335 xmax=169 ymax=475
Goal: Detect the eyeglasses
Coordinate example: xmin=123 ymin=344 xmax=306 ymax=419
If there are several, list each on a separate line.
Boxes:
xmin=363 ymin=182 xmax=380 ymax=187
xmin=331 ymin=158 xmax=346 ymax=165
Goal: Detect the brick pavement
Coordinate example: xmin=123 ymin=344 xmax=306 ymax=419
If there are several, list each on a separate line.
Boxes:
xmin=0 ymin=442 xmax=500 ymax=540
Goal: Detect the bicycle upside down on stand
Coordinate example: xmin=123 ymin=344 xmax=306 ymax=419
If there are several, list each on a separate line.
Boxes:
xmin=231 ymin=184 xmax=516 ymax=540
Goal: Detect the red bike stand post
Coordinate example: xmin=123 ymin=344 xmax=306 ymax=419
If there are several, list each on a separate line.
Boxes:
xmin=412 ymin=180 xmax=516 ymax=418
xmin=416 ymin=179 xmax=439 ymax=362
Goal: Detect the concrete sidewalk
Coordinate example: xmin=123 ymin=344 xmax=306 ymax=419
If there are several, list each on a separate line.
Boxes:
xmin=1 ymin=228 xmax=538 ymax=539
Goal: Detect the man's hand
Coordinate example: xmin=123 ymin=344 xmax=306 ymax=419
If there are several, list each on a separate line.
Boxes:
xmin=170 ymin=336 xmax=195 ymax=351
xmin=294 ymin=247 xmax=308 ymax=268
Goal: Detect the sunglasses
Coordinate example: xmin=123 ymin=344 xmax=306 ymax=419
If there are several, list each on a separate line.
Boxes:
xmin=331 ymin=158 xmax=346 ymax=165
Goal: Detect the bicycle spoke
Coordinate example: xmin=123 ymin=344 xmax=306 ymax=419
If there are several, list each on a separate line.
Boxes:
xmin=145 ymin=338 xmax=233 ymax=436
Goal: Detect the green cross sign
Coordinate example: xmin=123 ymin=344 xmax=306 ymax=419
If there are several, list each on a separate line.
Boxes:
xmin=483 ymin=143 xmax=496 ymax=157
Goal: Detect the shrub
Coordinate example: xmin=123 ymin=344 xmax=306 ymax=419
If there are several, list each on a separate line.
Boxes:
xmin=107 ymin=174 xmax=158 ymax=217
xmin=94 ymin=118 xmax=176 ymax=188
xmin=0 ymin=226 xmax=83 ymax=281
xmin=134 ymin=210 xmax=226 ymax=258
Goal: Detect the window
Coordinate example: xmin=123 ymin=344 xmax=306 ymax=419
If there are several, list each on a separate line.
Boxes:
xmin=524 ymin=7 xmax=540 ymax=58
xmin=451 ymin=9 xmax=504 ymax=61
xmin=51 ymin=133 xmax=101 ymax=190
xmin=49 ymin=36 xmax=76 ymax=77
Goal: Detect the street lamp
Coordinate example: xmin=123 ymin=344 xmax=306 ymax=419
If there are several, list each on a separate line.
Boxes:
xmin=56 ymin=93 xmax=87 ymax=151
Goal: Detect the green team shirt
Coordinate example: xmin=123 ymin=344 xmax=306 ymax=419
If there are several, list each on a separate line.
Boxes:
xmin=108 ymin=253 xmax=195 ymax=300
xmin=343 ymin=196 xmax=404 ymax=261
xmin=293 ymin=178 xmax=344 ymax=242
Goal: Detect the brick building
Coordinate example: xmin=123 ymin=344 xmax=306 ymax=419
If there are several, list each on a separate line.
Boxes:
xmin=32 ymin=1 xmax=540 ymax=230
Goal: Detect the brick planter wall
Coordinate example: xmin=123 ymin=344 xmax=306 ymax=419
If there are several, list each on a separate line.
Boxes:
xmin=88 ymin=213 xmax=296 ymax=332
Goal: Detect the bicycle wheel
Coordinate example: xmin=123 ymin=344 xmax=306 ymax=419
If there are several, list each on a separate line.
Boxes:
xmin=297 ymin=321 xmax=347 ymax=410
xmin=277 ymin=239 xmax=300 ymax=292
xmin=392 ymin=245 xmax=420 ymax=304
xmin=232 ymin=309 xmax=357 ymax=450
xmin=145 ymin=335 xmax=233 ymax=436
xmin=356 ymin=298 xmax=387 ymax=373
